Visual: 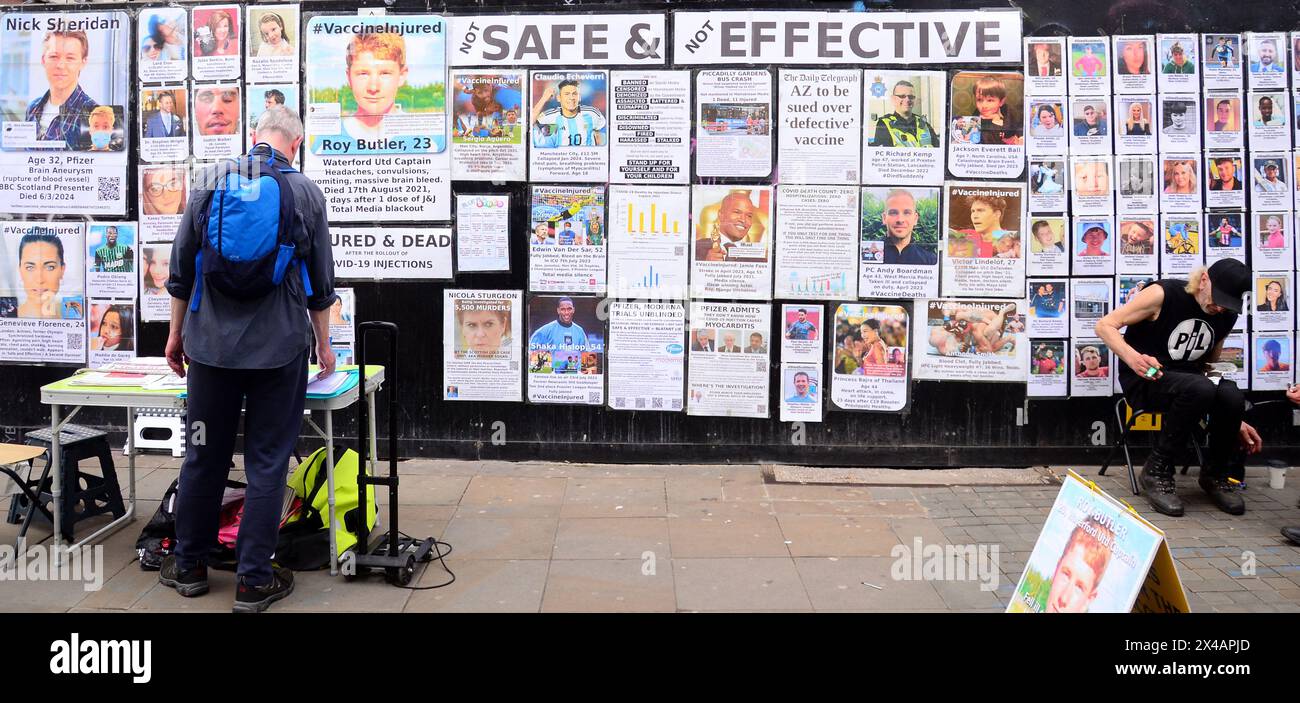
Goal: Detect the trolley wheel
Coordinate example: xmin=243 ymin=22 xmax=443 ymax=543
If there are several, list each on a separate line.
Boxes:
xmin=389 ymin=555 xmax=416 ymax=585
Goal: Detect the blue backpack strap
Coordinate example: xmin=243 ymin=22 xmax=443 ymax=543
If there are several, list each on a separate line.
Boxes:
xmin=299 ymin=259 xmax=313 ymax=297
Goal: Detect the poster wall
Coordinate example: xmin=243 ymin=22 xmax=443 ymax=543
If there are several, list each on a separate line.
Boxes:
xmin=607 ymin=184 xmax=689 ymax=299
xmin=941 ymin=182 xmax=1026 ymax=298
xmin=0 ymin=9 xmax=131 ymax=216
xmin=695 ymin=69 xmax=772 ymax=178
xmin=330 ymin=227 xmax=452 ymax=280
xmin=528 ymin=70 xmax=609 ymax=182
xmin=304 ymin=14 xmax=450 ymax=221
xmin=609 ymin=70 xmax=690 ymax=185
xmin=529 ymin=185 xmax=606 ymax=294
xmin=687 ymin=302 xmax=771 ymax=418
xmin=830 ymin=303 xmax=909 ymax=412
xmin=859 ymin=186 xmax=940 ymax=298
xmin=442 ymin=289 xmax=522 ymax=402
xmin=527 ymin=295 xmax=605 ymax=405
xmin=777 ymin=69 xmax=861 ymax=184
xmin=690 ymin=185 xmax=773 ymax=300
xmin=607 ymin=301 xmax=685 ymax=412
xmin=913 ymin=298 xmax=1029 ymax=383
xmin=0 ymin=222 xmax=86 ymax=364
xmin=449 ymin=70 xmax=527 ymax=181
xmin=774 ymin=185 xmax=858 ymax=301
xmin=863 ymin=70 xmax=946 ymax=184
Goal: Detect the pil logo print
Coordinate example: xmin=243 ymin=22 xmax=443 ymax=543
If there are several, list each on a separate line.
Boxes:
xmin=1166 ymin=319 xmax=1214 ymax=361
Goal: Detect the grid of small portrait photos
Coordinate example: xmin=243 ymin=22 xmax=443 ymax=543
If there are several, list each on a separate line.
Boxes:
xmin=1022 ymin=31 xmax=1300 ymax=397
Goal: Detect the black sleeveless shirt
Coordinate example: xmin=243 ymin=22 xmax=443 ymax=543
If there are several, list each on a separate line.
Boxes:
xmin=1119 ymin=279 xmax=1238 ymax=386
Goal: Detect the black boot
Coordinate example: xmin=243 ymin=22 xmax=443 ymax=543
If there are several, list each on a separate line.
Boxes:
xmin=1198 ymin=473 xmax=1246 ymax=515
xmin=1282 ymin=527 xmax=1300 ymax=546
xmin=1138 ymin=450 xmax=1184 ymax=517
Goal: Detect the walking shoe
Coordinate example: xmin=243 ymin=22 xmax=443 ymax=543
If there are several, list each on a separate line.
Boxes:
xmin=1283 ymin=527 xmax=1300 ymax=546
xmin=1198 ymin=475 xmax=1245 ymax=515
xmin=159 ymin=555 xmax=209 ymax=597
xmin=232 ymin=567 xmax=294 ymax=613
xmin=1138 ymin=452 xmax=1184 ymax=517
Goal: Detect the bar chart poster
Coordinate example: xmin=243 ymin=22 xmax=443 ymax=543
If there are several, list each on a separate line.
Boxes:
xmin=774 ymin=185 xmax=859 ymax=300
xmin=608 ymin=185 xmax=691 ymax=299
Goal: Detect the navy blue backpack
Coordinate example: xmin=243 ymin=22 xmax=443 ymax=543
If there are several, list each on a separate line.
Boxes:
xmin=190 ymin=144 xmax=311 ymax=311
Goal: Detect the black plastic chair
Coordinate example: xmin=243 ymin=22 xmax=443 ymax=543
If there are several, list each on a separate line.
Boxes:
xmin=1098 ymin=398 xmax=1204 ymax=496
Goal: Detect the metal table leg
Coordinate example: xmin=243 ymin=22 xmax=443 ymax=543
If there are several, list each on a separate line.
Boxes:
xmin=50 ymin=403 xmax=61 ymax=557
xmin=324 ymin=409 xmax=338 ymax=576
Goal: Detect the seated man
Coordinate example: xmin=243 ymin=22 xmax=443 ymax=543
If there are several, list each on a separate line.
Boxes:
xmin=1094 ymin=259 xmax=1259 ymax=517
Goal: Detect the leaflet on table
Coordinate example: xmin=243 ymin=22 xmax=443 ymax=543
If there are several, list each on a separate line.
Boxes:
xmin=1071 ymin=215 xmax=1116 ymax=277
xmin=1115 ymin=215 xmax=1159 ymax=274
xmin=607 ymin=184 xmax=689 ymax=299
xmin=1159 ymin=154 xmax=1201 ymax=214
xmin=1025 ymin=216 xmax=1068 ymax=277
xmin=1113 ymin=95 xmax=1156 ymax=155
xmin=450 ymin=70 xmax=527 ymax=182
xmin=689 ymin=185 xmax=773 ymax=300
xmin=139 ymin=164 xmax=188 ymax=243
xmin=1201 ymin=33 xmax=1243 ymax=91
xmin=608 ymin=70 xmax=690 ymax=185
xmin=87 ymin=298 xmax=136 ymax=369
xmin=139 ymin=85 xmax=189 ymax=163
xmin=191 ymin=4 xmax=240 ymax=81
xmin=1158 ymin=95 xmax=1200 ymax=152
xmin=1069 ymin=338 xmax=1114 ymax=397
xmin=1252 ymin=211 xmax=1292 ymax=270
xmin=863 ymin=70 xmax=946 ymax=185
xmin=528 ymin=70 xmax=609 ymax=182
xmin=1252 ymin=331 xmax=1294 ymax=391
xmin=1160 ymin=213 xmax=1203 ymax=275
xmin=941 ymin=182 xmax=1026 ymax=298
xmin=1115 ymin=154 xmax=1158 ymax=213
xmin=246 ymin=4 xmax=300 ymax=84
xmin=777 ymin=69 xmax=861 ymax=184
xmin=1070 ymin=278 xmax=1114 ymax=339
xmin=330 ymin=227 xmax=453 ymax=281
xmin=1203 ymin=92 xmax=1244 ymax=151
xmin=606 ymin=301 xmax=684 ymax=412
xmin=686 ymin=302 xmax=771 ymax=419
xmin=1068 ymin=36 xmax=1112 ymax=96
xmin=1024 ymin=37 xmax=1066 ymax=95
xmin=86 ymin=222 xmax=137 ymax=299
xmin=1026 ymin=99 xmax=1066 ymax=157
xmin=138 ymin=7 xmax=188 ymax=83
xmin=859 ymin=186 xmax=940 ymax=298
xmin=191 ymin=82 xmax=242 ymax=160
xmin=695 ymin=70 xmax=772 ymax=179
xmin=304 ymin=14 xmax=450 ymax=222
xmin=1113 ymin=36 xmax=1156 ymax=95
xmin=1204 ymin=211 xmax=1246 ymax=266
xmin=1156 ymin=34 xmax=1199 ymax=93
xmin=1027 ymin=338 xmax=1068 ymax=397
xmin=830 ymin=303 xmax=909 ymax=412
xmin=774 ymin=185 xmax=857 ymax=301
xmin=139 ymin=242 xmax=171 ymax=322
xmin=1027 ymin=158 xmax=1066 ymax=213
xmin=1071 ymin=155 xmax=1114 ymax=216
xmin=526 ymin=294 xmax=604 ymax=405
xmin=442 ymin=289 xmax=523 ymax=402
xmin=912 ymin=298 xmax=1028 ymax=383
xmin=454 ymin=193 xmax=510 ymax=273
xmin=1026 ymin=278 xmax=1069 ymax=338
xmin=781 ymin=303 xmax=824 ymax=364
xmin=1246 ymin=32 xmax=1288 ymax=90
xmin=1246 ymin=90 xmax=1289 ymax=151
xmin=947 ymin=71 xmax=1025 ymax=180
xmin=1250 ymin=152 xmax=1293 ymax=211
xmin=1220 ymin=332 xmax=1249 ymax=389
xmin=529 ymin=185 xmax=606 ymax=294
xmin=329 ymin=288 xmax=355 ymax=365
xmin=0 ymin=9 xmax=130 ymax=216
xmin=1252 ymin=271 xmax=1294 ymax=332
xmin=0 ymin=222 xmax=86 ymax=364
xmin=780 ymin=363 xmax=823 ymax=423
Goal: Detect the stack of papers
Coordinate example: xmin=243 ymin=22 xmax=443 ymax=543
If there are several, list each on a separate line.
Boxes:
xmin=68 ymin=371 xmax=163 ymax=387
xmin=307 ymin=370 xmax=352 ymax=396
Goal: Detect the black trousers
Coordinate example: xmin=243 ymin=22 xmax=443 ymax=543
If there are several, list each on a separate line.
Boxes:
xmin=175 ymin=350 xmax=308 ymax=585
xmin=1122 ymin=370 xmax=1244 ymax=478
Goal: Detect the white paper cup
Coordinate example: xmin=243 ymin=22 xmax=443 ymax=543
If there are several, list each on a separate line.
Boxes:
xmin=1269 ymin=466 xmax=1287 ymax=490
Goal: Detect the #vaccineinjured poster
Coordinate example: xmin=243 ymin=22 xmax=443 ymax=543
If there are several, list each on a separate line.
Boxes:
xmin=941 ymin=182 xmax=1026 ymax=298
xmin=607 ymin=301 xmax=685 ymax=412
xmin=527 ymin=295 xmax=605 ymax=405
xmin=529 ymin=185 xmax=606 ymax=294
xmin=687 ymin=302 xmax=771 ymax=419
xmin=304 ymin=14 xmax=450 ymax=222
xmin=450 ymin=69 xmax=526 ymax=181
xmin=442 ymin=289 xmax=522 ymax=402
xmin=0 ymin=222 xmax=86 ymax=364
xmin=831 ymin=303 xmax=909 ymax=413
xmin=913 ymin=298 xmax=1029 ymax=383
xmin=529 ymin=70 xmax=609 ymax=182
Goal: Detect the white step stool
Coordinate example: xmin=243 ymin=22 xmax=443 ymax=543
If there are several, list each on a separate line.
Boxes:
xmin=132 ymin=408 xmax=186 ymax=458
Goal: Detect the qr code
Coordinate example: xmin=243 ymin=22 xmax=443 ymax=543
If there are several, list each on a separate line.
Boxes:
xmin=755 ymin=361 xmax=766 ymax=373
xmin=846 ymin=170 xmax=858 ymax=181
xmin=671 ymin=399 xmax=682 ymax=410
xmin=673 ymin=245 xmax=685 ymax=256
xmin=635 ymin=397 xmax=646 ymax=409
xmin=651 ymin=397 xmax=664 ymax=409
xmin=97 ymin=176 xmax=121 ymax=201
xmin=509 ymin=361 xmax=520 ymax=371
xmin=67 ymin=333 xmax=83 ymax=350
xmin=614 ymin=397 xmax=626 ymax=408
xmin=587 ymin=391 xmax=601 ymax=403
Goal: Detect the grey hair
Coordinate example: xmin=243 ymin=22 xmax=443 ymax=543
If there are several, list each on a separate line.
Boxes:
xmin=255 ymin=106 xmax=303 ymax=143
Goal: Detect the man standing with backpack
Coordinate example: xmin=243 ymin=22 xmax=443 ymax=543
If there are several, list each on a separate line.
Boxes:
xmin=160 ymin=107 xmax=337 ymax=613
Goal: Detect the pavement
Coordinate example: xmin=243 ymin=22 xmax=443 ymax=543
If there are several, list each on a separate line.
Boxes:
xmin=2 ymin=454 xmax=1298 ymax=613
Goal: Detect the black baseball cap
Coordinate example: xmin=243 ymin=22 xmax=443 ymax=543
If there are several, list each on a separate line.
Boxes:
xmin=1207 ymin=259 xmax=1249 ymax=313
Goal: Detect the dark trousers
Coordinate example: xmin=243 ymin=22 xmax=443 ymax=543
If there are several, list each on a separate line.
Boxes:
xmin=1122 ymin=370 xmax=1244 ymax=477
xmin=175 ymin=351 xmax=307 ymax=585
